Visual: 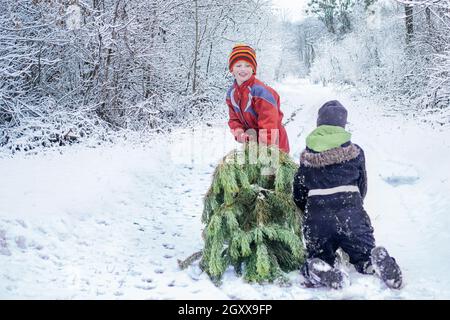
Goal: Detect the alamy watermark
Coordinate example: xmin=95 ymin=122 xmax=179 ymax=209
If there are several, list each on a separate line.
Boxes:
xmin=169 ymin=125 xmax=283 ymax=175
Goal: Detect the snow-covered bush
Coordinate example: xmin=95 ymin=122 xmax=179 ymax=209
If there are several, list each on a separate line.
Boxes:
xmin=0 ymin=0 xmax=281 ymax=154
xmin=0 ymin=98 xmax=112 ymax=153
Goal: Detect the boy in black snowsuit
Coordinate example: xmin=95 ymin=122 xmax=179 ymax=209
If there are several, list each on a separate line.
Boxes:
xmin=293 ymin=100 xmax=402 ymax=289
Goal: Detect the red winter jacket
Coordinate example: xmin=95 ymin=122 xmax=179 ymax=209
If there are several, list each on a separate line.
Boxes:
xmin=226 ymin=75 xmax=290 ymax=153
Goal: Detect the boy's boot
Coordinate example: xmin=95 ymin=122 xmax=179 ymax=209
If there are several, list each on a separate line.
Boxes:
xmin=371 ymin=246 xmax=402 ymax=289
xmin=307 ymin=258 xmax=345 ymax=289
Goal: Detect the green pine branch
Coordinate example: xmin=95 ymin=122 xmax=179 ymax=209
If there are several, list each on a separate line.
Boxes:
xmin=194 ymin=144 xmax=306 ymax=283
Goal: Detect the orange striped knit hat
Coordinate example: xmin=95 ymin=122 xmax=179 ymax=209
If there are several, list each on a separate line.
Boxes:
xmin=228 ymin=43 xmax=257 ymax=74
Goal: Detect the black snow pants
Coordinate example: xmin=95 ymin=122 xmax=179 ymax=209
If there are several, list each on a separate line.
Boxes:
xmin=303 ymin=192 xmax=376 ymax=274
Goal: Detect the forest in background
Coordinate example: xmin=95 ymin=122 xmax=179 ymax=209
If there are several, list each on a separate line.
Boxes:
xmin=281 ymin=0 xmax=450 ymax=119
xmin=1 ymin=0 xmax=449 ymax=153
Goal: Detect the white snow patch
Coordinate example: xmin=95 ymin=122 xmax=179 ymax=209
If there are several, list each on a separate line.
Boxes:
xmin=1 ymin=78 xmax=450 ymax=299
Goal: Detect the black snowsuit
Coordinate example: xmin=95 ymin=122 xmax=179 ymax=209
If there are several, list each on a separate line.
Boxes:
xmin=293 ymin=142 xmax=375 ymax=273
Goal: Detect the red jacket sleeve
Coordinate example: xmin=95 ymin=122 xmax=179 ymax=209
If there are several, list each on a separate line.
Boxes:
xmin=226 ymin=99 xmax=245 ymax=140
xmin=255 ymin=92 xmax=280 ymax=146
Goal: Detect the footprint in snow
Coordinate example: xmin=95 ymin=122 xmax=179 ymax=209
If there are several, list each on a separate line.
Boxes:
xmin=39 ymin=253 xmax=50 ymax=260
xmin=0 ymin=231 xmax=11 ymax=256
xmin=135 ymin=284 xmax=156 ymax=290
xmin=167 ymin=280 xmax=176 ymax=287
xmin=29 ymin=241 xmax=43 ymax=250
xmin=135 ymin=278 xmax=156 ymax=290
xmin=154 ymin=267 xmax=165 ymax=274
xmin=15 ymin=236 xmax=27 ymax=250
xmin=96 ymin=220 xmax=109 ymax=226
xmin=168 ymin=280 xmax=188 ymax=288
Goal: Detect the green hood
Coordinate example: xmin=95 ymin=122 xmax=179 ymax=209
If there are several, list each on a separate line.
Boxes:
xmin=306 ymin=125 xmax=351 ymax=152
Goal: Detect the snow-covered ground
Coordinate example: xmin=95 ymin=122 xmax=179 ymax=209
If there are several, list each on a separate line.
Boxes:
xmin=1 ymin=78 xmax=449 ymax=299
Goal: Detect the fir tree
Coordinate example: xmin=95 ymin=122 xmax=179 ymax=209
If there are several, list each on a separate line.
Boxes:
xmin=180 ymin=143 xmax=305 ymax=284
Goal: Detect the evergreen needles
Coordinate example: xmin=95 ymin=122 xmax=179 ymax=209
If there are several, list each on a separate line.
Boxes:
xmin=200 ymin=143 xmax=305 ymax=283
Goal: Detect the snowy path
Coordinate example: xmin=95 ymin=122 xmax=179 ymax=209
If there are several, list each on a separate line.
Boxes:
xmin=1 ymin=79 xmax=450 ymax=299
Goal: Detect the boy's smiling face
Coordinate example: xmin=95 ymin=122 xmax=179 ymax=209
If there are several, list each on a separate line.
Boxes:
xmin=232 ymin=60 xmax=253 ymax=85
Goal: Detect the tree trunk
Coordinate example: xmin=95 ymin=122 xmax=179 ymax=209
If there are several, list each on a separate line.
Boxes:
xmin=192 ymin=0 xmax=199 ymax=93
xmin=405 ymin=2 xmax=414 ymax=44
xmin=206 ymin=42 xmax=213 ymax=77
xmin=99 ymin=0 xmax=121 ymax=120
xmin=425 ymin=6 xmax=432 ymax=33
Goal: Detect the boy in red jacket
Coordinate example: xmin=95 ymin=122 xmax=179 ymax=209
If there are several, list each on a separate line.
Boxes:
xmin=226 ymin=44 xmax=290 ymax=153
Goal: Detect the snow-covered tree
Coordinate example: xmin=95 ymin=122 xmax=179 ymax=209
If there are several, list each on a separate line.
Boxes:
xmin=0 ymin=0 xmax=280 ymax=152
xmin=287 ymin=0 xmax=450 ymax=120
xmin=306 ymin=0 xmax=356 ymax=35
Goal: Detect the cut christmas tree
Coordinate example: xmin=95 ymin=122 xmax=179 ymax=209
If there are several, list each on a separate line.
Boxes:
xmin=179 ymin=143 xmax=305 ymax=284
